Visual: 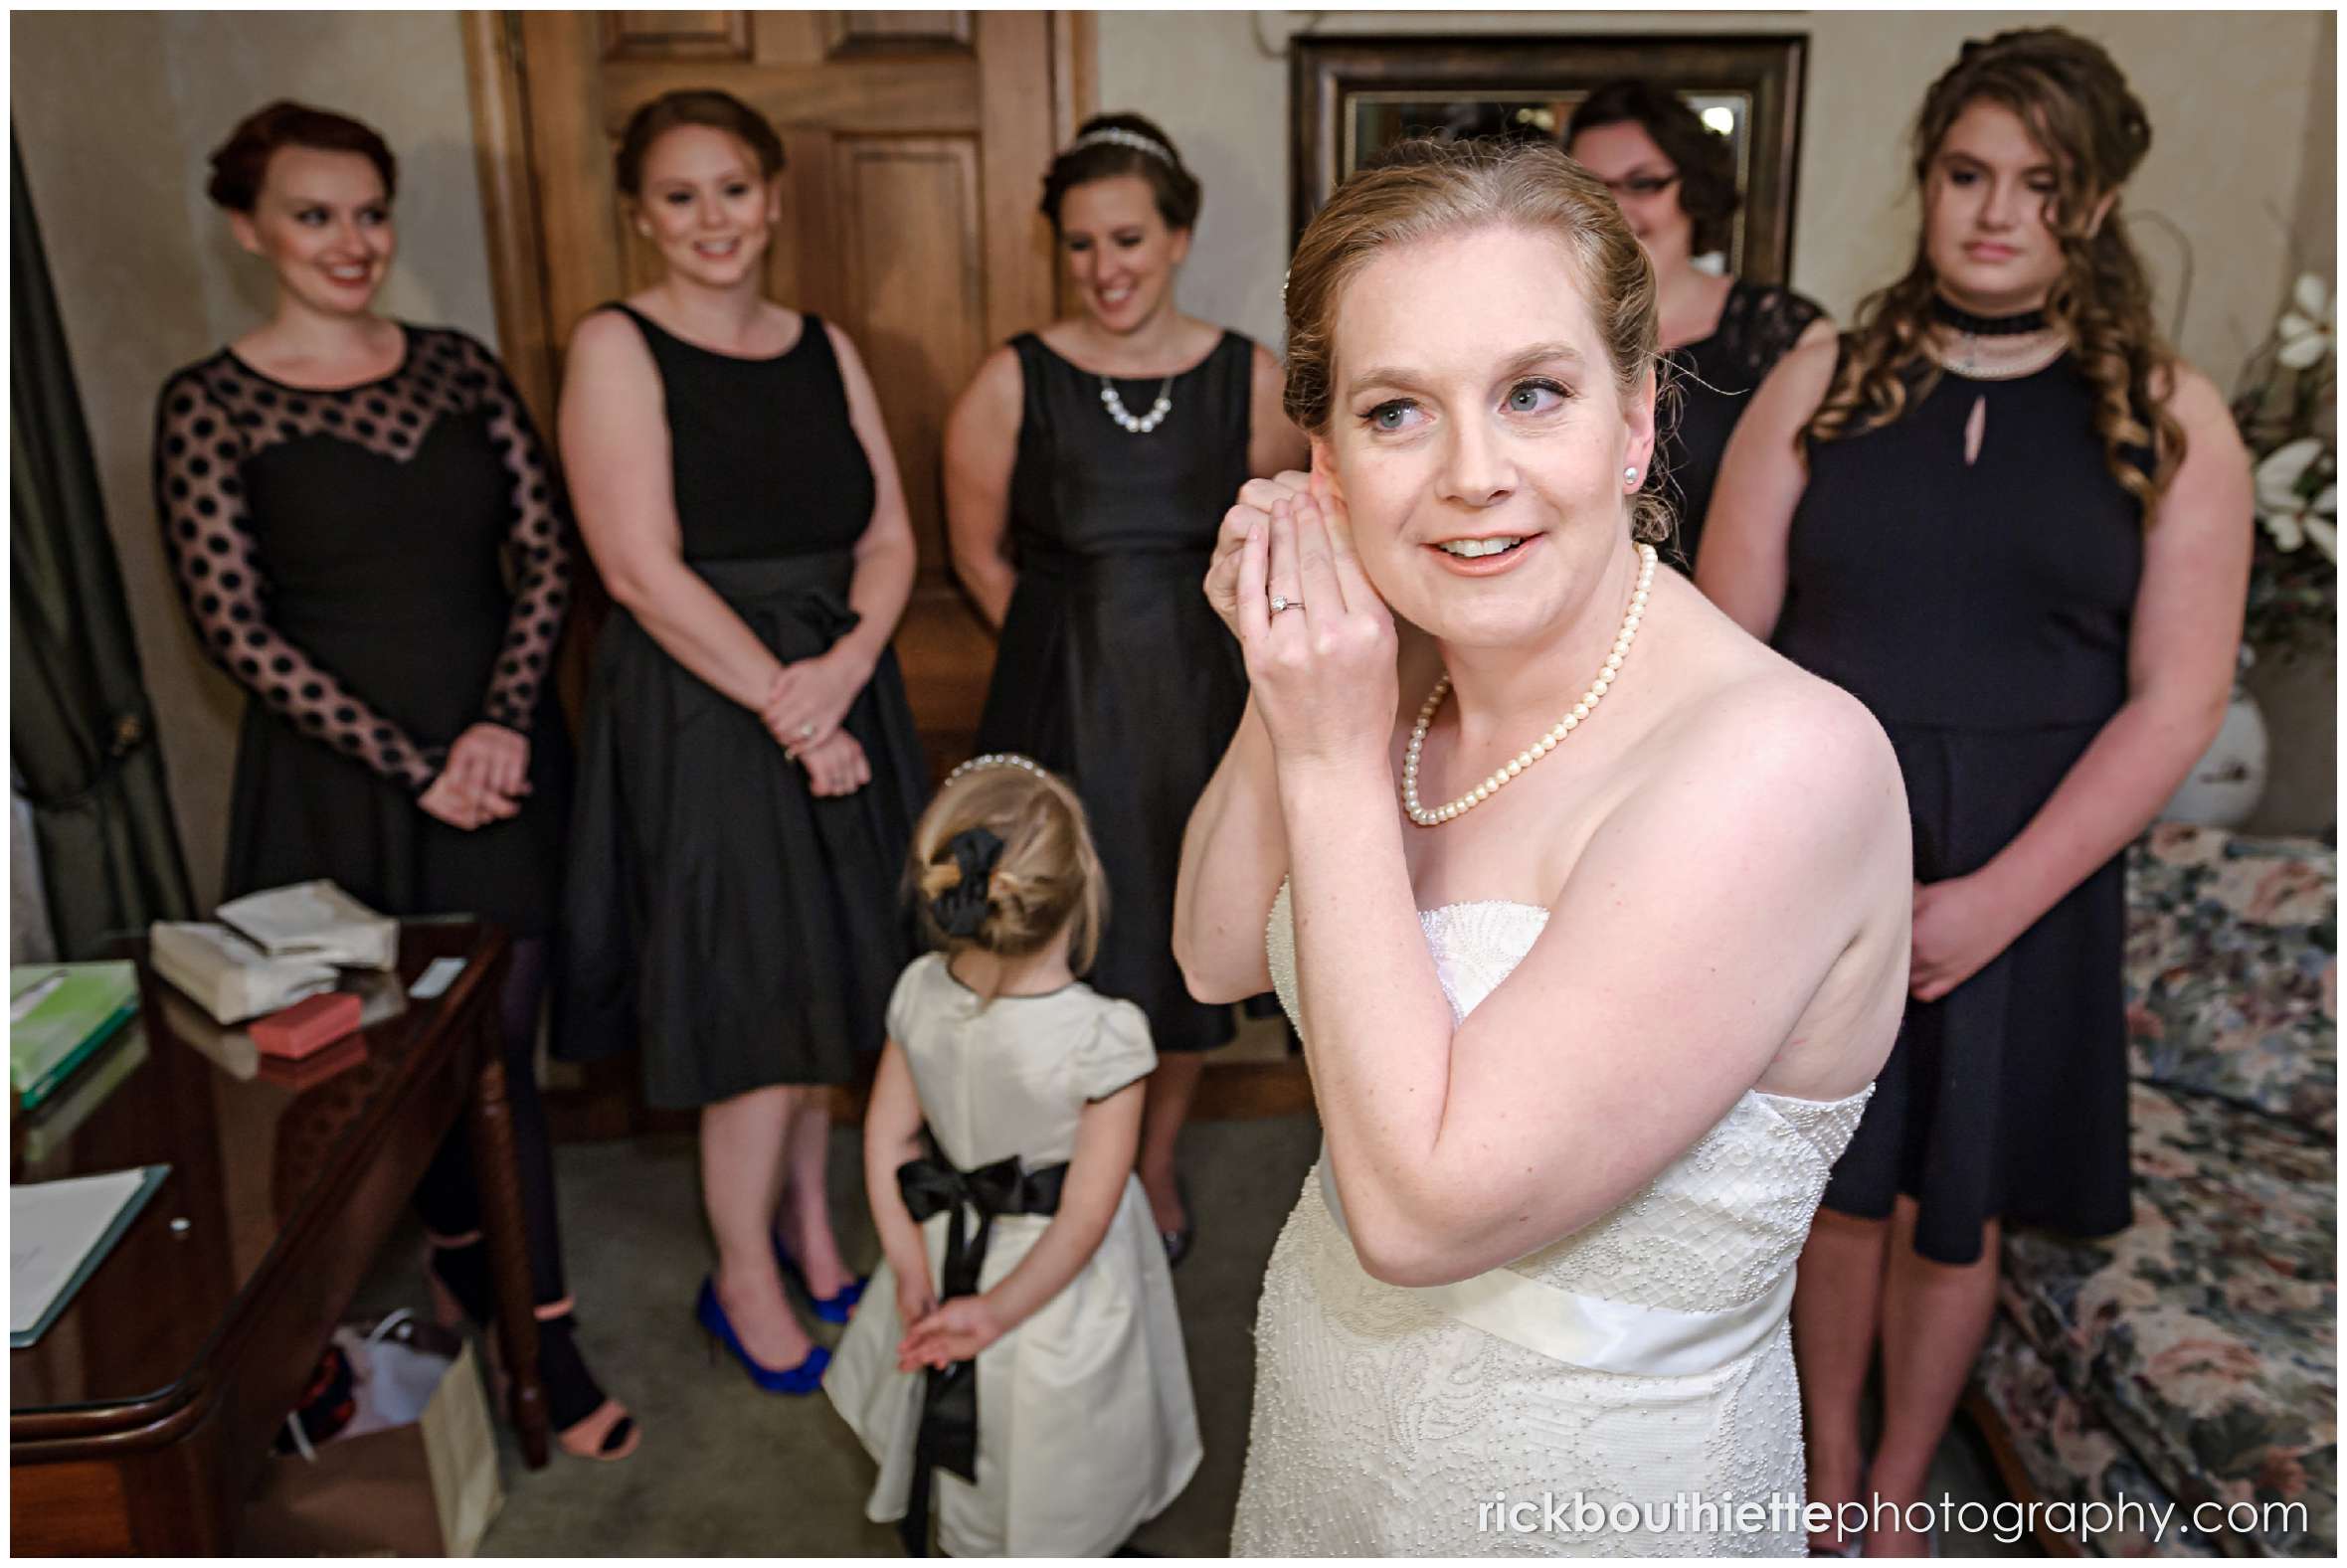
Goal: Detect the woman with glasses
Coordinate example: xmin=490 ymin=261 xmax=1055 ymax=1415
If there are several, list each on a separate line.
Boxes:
xmin=1567 ymin=82 xmax=1832 ymax=569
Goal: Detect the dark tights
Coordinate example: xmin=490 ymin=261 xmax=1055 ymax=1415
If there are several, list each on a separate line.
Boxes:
xmin=410 ymin=938 xmax=610 ymax=1430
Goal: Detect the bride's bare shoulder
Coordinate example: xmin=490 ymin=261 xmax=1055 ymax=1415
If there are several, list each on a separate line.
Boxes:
xmin=1642 ymin=635 xmax=1904 ymax=851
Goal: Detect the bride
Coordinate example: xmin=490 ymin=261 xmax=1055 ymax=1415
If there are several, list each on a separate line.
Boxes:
xmin=1174 ymin=138 xmax=1912 ymax=1556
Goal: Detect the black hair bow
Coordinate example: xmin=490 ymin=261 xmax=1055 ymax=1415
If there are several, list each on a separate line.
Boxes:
xmin=931 ymin=826 xmax=1004 ymax=939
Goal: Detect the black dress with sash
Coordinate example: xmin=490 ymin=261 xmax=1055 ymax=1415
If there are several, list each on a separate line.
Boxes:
xmin=560 ymin=306 xmax=925 ymax=1106
xmin=973 ymin=331 xmax=1257 ymax=1053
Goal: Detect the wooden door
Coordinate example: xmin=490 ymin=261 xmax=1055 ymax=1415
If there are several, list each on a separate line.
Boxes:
xmin=463 ymin=9 xmax=1094 ymax=771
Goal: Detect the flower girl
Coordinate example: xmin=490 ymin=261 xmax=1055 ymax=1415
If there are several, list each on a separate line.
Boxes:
xmin=824 ymin=754 xmax=1200 ymax=1555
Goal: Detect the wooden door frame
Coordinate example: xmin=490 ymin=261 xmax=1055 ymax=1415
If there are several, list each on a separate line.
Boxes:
xmin=458 ymin=9 xmax=1096 ymax=431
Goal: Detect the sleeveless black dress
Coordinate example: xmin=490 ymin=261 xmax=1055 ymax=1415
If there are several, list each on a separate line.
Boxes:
xmin=560 ymin=307 xmax=926 ymax=1107
xmin=974 ymin=331 xmax=1256 ymax=1053
xmin=1775 ymin=350 xmax=2145 ymax=1266
xmin=1655 ymin=279 xmax=1825 ymax=571
xmin=152 ymin=326 xmax=573 ymax=933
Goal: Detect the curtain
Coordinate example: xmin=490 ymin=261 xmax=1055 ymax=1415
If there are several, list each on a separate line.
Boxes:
xmin=11 ymin=132 xmax=195 ymax=956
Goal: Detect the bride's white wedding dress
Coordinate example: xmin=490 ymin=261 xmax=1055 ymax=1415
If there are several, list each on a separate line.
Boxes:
xmin=1233 ymin=884 xmax=1872 ymax=1556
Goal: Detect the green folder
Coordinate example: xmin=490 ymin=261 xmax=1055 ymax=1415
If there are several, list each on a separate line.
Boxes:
xmin=11 ymin=962 xmax=141 ymax=1111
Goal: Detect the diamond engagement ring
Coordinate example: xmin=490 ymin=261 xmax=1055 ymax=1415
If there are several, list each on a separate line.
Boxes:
xmin=798 ymin=723 xmax=816 ymax=739
xmin=1270 ymin=595 xmax=1302 ymax=614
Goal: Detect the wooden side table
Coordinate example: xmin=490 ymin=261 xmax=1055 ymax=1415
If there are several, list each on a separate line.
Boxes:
xmin=10 ymin=923 xmax=546 ymax=1554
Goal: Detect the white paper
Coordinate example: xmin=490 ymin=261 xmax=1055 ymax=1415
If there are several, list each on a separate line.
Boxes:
xmin=11 ymin=1169 xmax=152 ymax=1336
xmin=409 ymin=957 xmax=466 ymax=1001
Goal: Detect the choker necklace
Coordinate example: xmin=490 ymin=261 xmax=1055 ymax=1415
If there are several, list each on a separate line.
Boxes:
xmin=1402 ymin=542 xmax=1658 ymax=826
xmin=1931 ymin=297 xmax=2050 ymax=335
xmin=1931 ymin=296 xmax=2060 ymax=378
xmin=1100 ymin=375 xmax=1174 ymax=435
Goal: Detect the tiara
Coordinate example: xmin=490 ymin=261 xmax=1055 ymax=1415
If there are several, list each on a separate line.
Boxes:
xmin=1066 ymin=126 xmax=1175 ymax=167
xmin=945 ymin=752 xmax=1049 ymax=785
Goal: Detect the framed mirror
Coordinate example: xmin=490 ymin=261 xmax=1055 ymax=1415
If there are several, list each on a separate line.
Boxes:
xmin=1292 ymin=35 xmax=1809 ymax=283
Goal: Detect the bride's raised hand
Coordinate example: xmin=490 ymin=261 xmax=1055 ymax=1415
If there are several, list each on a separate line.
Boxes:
xmin=1236 ymin=474 xmax=1397 ymax=770
xmin=1204 ymin=468 xmax=1313 ymax=640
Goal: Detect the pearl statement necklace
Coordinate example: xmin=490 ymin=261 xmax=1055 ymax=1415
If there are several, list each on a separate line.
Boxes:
xmin=1100 ymin=375 xmax=1174 ymax=435
xmin=1401 ymin=542 xmax=1658 ymax=826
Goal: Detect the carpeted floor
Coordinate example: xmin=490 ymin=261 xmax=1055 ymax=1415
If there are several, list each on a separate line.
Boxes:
xmin=350 ymin=1112 xmax=2032 ymax=1556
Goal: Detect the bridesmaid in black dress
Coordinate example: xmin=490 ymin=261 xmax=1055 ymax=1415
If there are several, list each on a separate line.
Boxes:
xmin=1566 ymin=82 xmax=1832 ymax=570
xmin=154 ymin=101 xmax=633 ymax=1460
xmin=558 ymin=90 xmax=925 ymax=1391
xmin=943 ymin=113 xmax=1308 ymax=1261
xmin=1698 ymin=33 xmax=2250 ymax=1554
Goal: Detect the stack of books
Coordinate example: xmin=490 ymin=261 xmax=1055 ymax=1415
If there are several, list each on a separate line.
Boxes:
xmin=151 ymin=881 xmax=398 ymax=1026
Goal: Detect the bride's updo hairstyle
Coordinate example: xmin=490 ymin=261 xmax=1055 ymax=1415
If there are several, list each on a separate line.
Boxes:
xmin=1282 ymin=136 xmax=1670 ymax=545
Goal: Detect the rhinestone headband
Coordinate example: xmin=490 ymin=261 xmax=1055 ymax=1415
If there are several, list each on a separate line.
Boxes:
xmin=1066 ymin=126 xmax=1175 ymax=167
xmin=944 ymin=752 xmax=1049 ymax=786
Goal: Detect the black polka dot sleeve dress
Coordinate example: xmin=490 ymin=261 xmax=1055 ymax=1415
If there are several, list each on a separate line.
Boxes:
xmin=151 ymin=324 xmax=574 ymax=934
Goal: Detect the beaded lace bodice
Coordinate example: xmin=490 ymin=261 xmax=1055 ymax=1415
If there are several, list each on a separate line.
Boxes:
xmin=1266 ymin=880 xmax=1871 ymax=1308
xmin=1234 ymin=882 xmax=1873 ymax=1555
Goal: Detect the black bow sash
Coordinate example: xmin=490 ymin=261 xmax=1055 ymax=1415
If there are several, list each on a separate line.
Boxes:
xmin=896 ymin=1142 xmax=1068 ymax=1555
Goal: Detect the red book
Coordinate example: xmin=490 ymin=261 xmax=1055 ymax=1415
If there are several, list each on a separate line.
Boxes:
xmin=255 ymin=1032 xmax=369 ymax=1090
xmin=250 ymin=991 xmax=362 ymax=1060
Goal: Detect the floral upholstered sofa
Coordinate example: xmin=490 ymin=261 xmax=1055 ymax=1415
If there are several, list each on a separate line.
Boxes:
xmin=1970 ymin=824 xmax=2336 ymax=1557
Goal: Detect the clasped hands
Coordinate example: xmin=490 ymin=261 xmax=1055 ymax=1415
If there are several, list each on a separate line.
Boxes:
xmin=419 ymin=722 xmax=530 ymax=830
xmin=891 ymin=1280 xmax=1007 ymax=1371
xmin=761 ymin=651 xmax=870 ymax=797
xmin=1909 ymin=872 xmax=2034 ymax=1002
xmin=1204 ymin=466 xmax=1398 ymax=769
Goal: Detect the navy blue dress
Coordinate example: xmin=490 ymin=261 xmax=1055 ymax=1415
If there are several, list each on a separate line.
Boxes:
xmin=1775 ymin=350 xmax=2145 ymax=1266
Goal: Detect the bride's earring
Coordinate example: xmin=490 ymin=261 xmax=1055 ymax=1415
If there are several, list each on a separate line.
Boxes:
xmin=1624 ymin=465 xmax=1640 ymax=489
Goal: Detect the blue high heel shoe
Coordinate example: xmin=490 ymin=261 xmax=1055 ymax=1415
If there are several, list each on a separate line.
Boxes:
xmin=694 ymin=1278 xmax=829 ymax=1395
xmin=772 ymin=1233 xmax=867 ymax=1325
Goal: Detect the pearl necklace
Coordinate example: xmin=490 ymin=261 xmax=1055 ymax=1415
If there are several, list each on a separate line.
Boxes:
xmin=1401 ymin=542 xmax=1658 ymax=826
xmin=1099 ymin=375 xmax=1174 ymax=434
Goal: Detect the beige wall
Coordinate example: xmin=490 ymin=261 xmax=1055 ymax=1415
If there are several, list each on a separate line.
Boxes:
xmin=2290 ymin=10 xmax=2337 ymax=278
xmin=1101 ymin=10 xmax=2332 ymax=384
xmin=12 ymin=11 xmax=497 ymax=908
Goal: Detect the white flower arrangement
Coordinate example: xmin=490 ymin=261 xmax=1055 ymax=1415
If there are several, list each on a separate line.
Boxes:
xmin=2237 ymin=271 xmax=2339 ymax=652
xmin=2250 ymin=273 xmax=2337 ymax=562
